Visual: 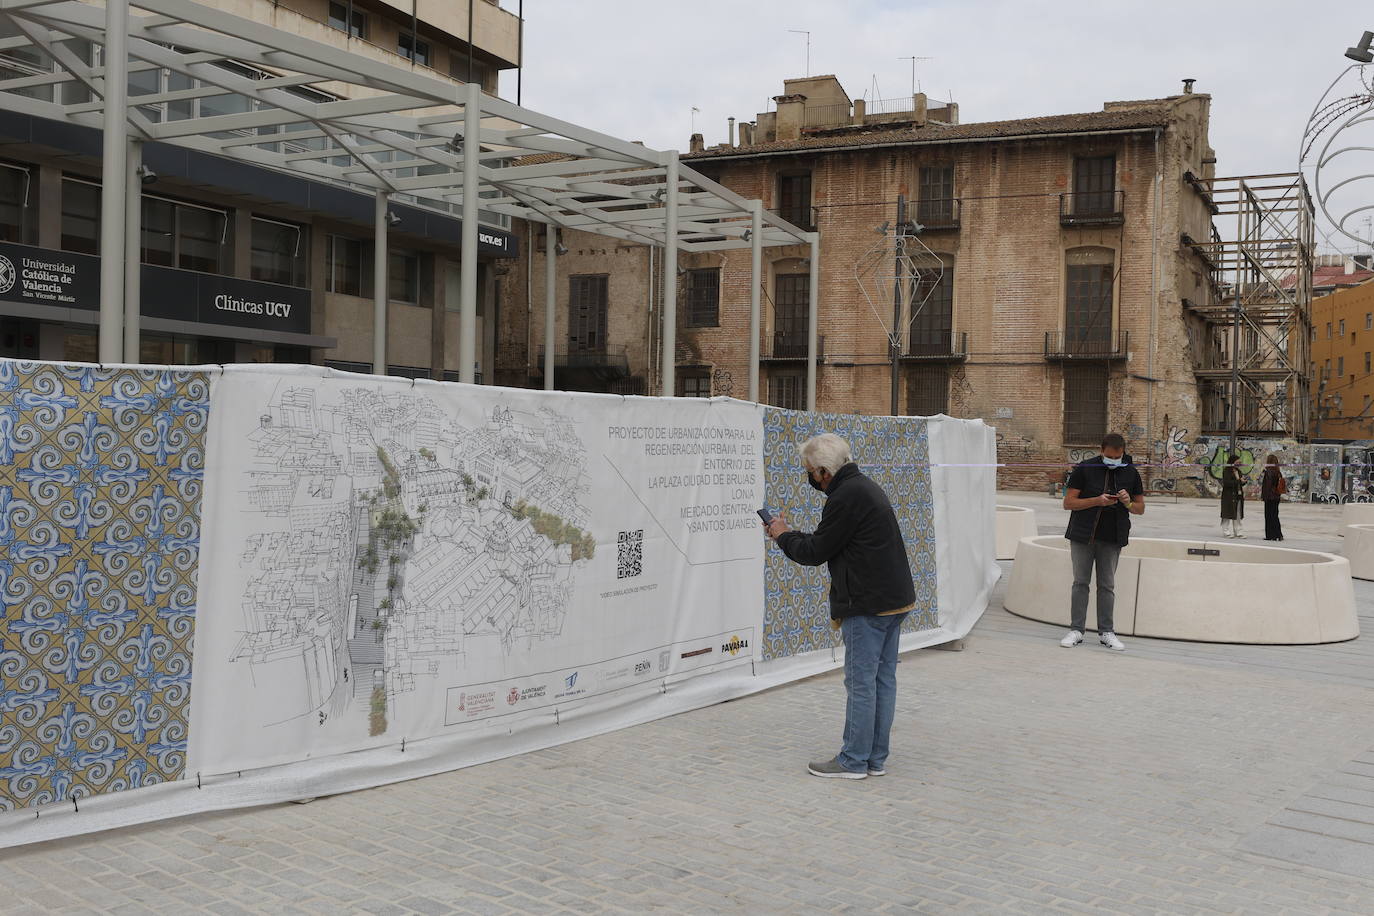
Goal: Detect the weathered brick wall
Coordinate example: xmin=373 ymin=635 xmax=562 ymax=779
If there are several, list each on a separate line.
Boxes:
xmin=496 ymin=96 xmax=1216 ymax=492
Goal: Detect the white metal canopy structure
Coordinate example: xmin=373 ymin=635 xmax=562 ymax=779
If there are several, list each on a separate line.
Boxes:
xmin=0 ymin=0 xmax=818 ymax=402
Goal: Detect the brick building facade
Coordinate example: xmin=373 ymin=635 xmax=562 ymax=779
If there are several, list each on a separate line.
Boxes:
xmin=494 ymin=76 xmax=1220 ymax=490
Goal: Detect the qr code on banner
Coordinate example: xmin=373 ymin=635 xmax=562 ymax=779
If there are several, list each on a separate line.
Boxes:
xmin=617 ymin=529 xmax=643 ymax=579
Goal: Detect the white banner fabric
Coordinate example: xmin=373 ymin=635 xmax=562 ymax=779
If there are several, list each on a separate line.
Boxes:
xmin=926 ymin=415 xmax=1002 ymax=640
xmin=188 ymin=367 xmax=764 ymax=775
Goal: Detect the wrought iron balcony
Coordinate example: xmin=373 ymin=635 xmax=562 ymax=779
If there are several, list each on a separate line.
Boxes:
xmin=902 ymin=331 xmax=968 ymax=362
xmin=914 ymin=198 xmax=961 ymax=231
xmin=1044 ymin=331 xmax=1129 ymax=361
xmin=762 ymin=333 xmax=825 ymax=362
xmin=1059 ymin=189 xmax=1125 ymax=227
xmin=537 ymin=346 xmax=630 ymax=379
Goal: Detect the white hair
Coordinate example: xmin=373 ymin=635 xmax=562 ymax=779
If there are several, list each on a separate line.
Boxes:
xmin=799 ymin=433 xmax=852 ymax=475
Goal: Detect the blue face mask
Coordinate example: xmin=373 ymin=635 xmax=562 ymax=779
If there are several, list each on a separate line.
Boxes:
xmin=1102 ymin=456 xmax=1125 ymax=468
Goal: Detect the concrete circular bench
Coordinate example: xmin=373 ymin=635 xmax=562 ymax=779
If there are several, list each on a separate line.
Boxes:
xmin=995 ymin=505 xmax=1040 ymax=560
xmin=1342 ymin=503 xmax=1374 ymax=535
xmin=1344 ymin=524 xmax=1374 ymax=580
xmin=1004 ymin=536 xmax=1359 ymax=644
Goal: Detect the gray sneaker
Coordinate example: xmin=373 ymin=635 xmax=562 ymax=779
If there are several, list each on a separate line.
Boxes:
xmin=1060 ymin=629 xmax=1083 ymax=647
xmin=867 ymin=765 xmax=887 ymax=777
xmin=1100 ymin=631 xmax=1126 ymax=651
xmin=808 ymin=757 xmax=867 ymax=779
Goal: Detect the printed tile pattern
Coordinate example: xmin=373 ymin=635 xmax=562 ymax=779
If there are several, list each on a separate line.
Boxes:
xmin=761 ymin=409 xmax=938 ymax=661
xmin=0 ymin=362 xmax=207 ymax=810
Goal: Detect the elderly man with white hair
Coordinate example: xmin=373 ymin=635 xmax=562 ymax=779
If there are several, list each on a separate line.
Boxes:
xmin=764 ymin=433 xmax=916 ymax=779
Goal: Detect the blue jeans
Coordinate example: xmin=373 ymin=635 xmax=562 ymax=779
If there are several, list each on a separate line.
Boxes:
xmin=837 ymin=612 xmax=909 ymax=773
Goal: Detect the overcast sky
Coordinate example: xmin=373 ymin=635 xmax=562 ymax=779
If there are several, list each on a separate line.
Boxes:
xmin=505 ymin=0 xmax=1372 ymax=254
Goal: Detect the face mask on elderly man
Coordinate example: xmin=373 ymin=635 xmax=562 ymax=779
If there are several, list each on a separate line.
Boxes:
xmin=806 ymin=470 xmax=826 ymax=491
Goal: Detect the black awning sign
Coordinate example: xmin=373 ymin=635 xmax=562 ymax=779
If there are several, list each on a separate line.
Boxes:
xmin=0 ymin=242 xmax=99 ymax=310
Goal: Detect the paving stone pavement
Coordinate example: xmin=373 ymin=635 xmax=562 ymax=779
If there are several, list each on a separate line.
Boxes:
xmin=3 ymin=492 xmax=1373 ymax=914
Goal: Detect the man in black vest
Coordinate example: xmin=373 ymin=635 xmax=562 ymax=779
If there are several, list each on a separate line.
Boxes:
xmin=764 ymin=433 xmax=916 ymax=779
xmin=1061 ymin=432 xmax=1145 ymax=651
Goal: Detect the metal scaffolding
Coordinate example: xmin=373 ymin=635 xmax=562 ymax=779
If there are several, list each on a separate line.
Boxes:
xmin=1184 ymin=172 xmax=1314 ymax=444
xmin=0 ymin=0 xmax=815 ymax=402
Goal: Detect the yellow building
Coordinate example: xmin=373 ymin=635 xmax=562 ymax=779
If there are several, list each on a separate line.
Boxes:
xmin=1311 ymin=267 xmax=1374 ymax=437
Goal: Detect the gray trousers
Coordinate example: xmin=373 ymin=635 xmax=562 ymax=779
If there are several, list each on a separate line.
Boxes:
xmin=1069 ymin=539 xmax=1122 ymax=634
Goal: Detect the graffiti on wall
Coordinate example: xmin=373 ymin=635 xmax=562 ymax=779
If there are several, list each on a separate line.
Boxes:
xmin=1161 ymin=426 xmax=1191 ymax=469
xmin=1309 ymin=444 xmax=1343 ymax=503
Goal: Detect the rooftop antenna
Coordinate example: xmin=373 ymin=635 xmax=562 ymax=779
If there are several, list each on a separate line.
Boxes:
xmin=898 ymin=56 xmax=933 ymax=96
xmin=691 ymin=105 xmax=700 ymax=135
xmin=787 ymin=29 xmax=811 ymax=76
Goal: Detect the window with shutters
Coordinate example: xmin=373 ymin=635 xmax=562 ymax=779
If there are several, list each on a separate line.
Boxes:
xmin=776 ymin=172 xmax=812 ymax=230
xmin=1073 ymin=155 xmax=1116 ymax=216
xmin=677 ymin=370 xmax=711 ymax=398
xmin=910 ymin=255 xmax=954 ymax=354
xmin=1064 ymin=248 xmax=1114 ymax=351
xmin=568 ymin=274 xmax=609 ymax=353
xmin=773 ymin=273 xmax=809 ymax=358
xmin=917 ymin=165 xmax=955 ymax=226
xmin=768 ymin=371 xmax=803 ymax=410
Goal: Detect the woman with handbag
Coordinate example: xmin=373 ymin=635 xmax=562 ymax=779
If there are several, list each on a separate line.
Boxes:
xmin=1220 ymin=453 xmax=1246 ymax=538
xmin=1260 ymin=455 xmax=1285 ymax=541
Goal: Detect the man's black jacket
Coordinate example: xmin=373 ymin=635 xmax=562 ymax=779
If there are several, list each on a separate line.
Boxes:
xmin=1064 ymin=454 xmax=1144 ymax=546
xmin=776 ymin=463 xmax=916 ymax=620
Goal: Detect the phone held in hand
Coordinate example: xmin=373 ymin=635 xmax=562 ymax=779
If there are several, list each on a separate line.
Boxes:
xmin=756 ymin=507 xmax=774 ymax=524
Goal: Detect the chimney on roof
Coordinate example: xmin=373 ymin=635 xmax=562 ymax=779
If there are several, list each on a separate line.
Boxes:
xmin=773 ymin=93 xmax=806 ymax=141
xmin=1346 ymin=256 xmax=1357 ymax=275
xmin=728 ymin=117 xmax=735 ymax=148
xmin=739 ymin=121 xmax=755 ymax=146
xmin=689 ymin=132 xmax=704 ymax=154
xmin=1182 ymin=78 xmax=1196 ymax=94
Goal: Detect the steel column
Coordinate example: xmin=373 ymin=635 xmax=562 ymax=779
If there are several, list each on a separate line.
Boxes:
xmin=660 ymin=151 xmax=679 ymax=397
xmin=373 ymin=191 xmax=388 ymax=374
xmin=459 ymin=82 xmax=480 ymax=384
xmin=807 ymin=232 xmax=819 ymax=411
xmin=748 ymin=201 xmax=762 ymax=402
xmin=544 ymin=222 xmax=556 ymax=390
xmin=123 ymin=140 xmax=141 ymax=362
xmin=98 ymin=0 xmax=130 ymax=362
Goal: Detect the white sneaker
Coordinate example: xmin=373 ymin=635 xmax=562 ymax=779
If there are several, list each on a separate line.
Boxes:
xmin=1060 ymin=630 xmax=1084 ymax=647
xmin=1100 ymin=632 xmax=1126 ymax=651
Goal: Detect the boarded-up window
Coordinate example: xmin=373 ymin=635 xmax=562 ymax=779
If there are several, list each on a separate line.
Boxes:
xmin=1063 ymin=364 xmax=1109 ymax=444
xmin=686 ymin=268 xmax=720 ymax=327
xmin=906 ymin=364 xmax=948 ymax=416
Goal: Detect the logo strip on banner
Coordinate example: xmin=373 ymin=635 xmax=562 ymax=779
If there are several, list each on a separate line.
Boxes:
xmin=444 ymin=629 xmax=755 ymax=726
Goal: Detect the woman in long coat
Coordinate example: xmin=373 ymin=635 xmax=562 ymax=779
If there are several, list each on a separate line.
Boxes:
xmin=1260 ymin=455 xmax=1284 ymax=541
xmin=1220 ymin=454 xmax=1245 ymax=538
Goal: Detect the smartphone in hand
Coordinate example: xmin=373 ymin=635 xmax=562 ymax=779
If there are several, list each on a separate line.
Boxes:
xmin=757 ymin=507 xmax=774 ymax=525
